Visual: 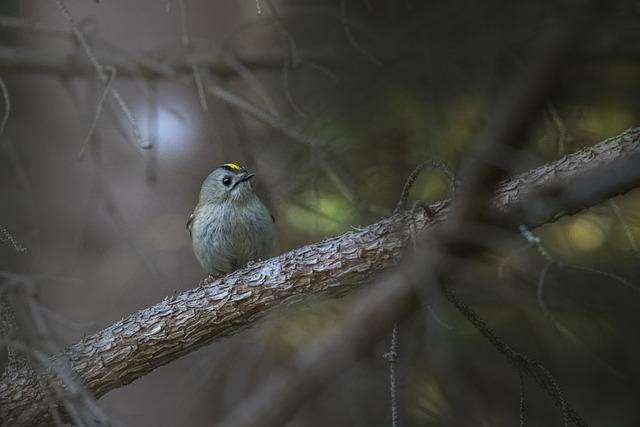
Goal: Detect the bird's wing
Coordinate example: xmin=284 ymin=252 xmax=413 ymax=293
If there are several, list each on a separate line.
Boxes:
xmin=186 ymin=212 xmax=195 ymax=235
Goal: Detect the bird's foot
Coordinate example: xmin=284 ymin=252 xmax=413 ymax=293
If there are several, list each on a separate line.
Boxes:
xmin=202 ymin=272 xmax=223 ymax=286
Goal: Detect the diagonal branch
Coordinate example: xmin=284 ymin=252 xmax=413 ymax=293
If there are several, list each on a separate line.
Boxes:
xmin=216 ymin=2 xmax=611 ymax=423
xmin=1 ymin=127 xmax=638 ymax=425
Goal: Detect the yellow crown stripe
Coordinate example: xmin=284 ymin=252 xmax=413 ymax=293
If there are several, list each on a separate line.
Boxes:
xmin=223 ymin=163 xmax=242 ymax=171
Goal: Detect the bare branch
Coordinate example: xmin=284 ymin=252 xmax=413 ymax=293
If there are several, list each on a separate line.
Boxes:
xmin=77 ymin=66 xmax=117 ymax=160
xmin=0 ymin=75 xmax=9 ymax=133
xmin=609 ymin=200 xmax=640 ymax=256
xmin=177 ymin=0 xmax=208 ymax=111
xmin=218 ymin=3 xmax=606 ymax=425
xmin=384 ymin=323 xmax=399 ymax=427
xmin=220 ymin=51 xmax=280 ymax=117
xmin=0 ymin=45 xmax=305 ymax=77
xmin=395 ymin=160 xmax=456 ymax=213
xmin=0 ymin=127 xmax=637 ymax=425
xmin=340 ymin=0 xmax=382 ymax=67
xmin=50 ymin=0 xmax=149 ymax=149
xmin=0 ymin=225 xmax=26 ymax=253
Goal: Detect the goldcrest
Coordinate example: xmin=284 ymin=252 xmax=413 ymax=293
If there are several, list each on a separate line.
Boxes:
xmin=188 ymin=163 xmax=274 ymax=276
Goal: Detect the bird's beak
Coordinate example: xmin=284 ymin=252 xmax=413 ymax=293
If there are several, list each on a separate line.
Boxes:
xmin=237 ymin=173 xmax=255 ymax=183
xmin=232 ymin=172 xmax=255 ymax=190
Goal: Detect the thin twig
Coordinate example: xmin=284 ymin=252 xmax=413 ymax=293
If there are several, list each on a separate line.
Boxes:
xmin=77 ymin=66 xmax=116 ymax=160
xmin=439 ymin=282 xmax=584 ymax=426
xmin=424 ymin=300 xmax=453 ymax=330
xmin=0 ymin=225 xmax=26 ymax=252
xmin=522 ymin=224 xmax=640 ymax=295
xmin=399 ymin=162 xmax=456 ymax=331
xmin=1 ymin=273 xmax=109 ymax=426
xmin=547 ymin=103 xmax=567 ymax=157
xmin=536 ymin=261 xmax=554 ymax=319
xmin=609 ymin=200 xmax=640 ymax=257
xmin=318 ymin=155 xmax=356 ymax=202
xmin=532 ymin=241 xmax=626 ymax=378
xmin=568 ymin=265 xmax=640 ymax=295
xmin=519 ymin=369 xmax=526 ymax=427
xmin=533 ymin=361 xmax=569 ymax=427
xmin=383 ymin=323 xmax=399 ymax=427
xmin=340 ymin=0 xmax=382 ymax=67
xmin=281 ymin=51 xmax=307 ymax=118
xmin=263 ymin=0 xmax=299 ymax=66
xmin=220 ymin=51 xmax=280 ymax=117
xmin=263 ymin=0 xmax=308 ymax=117
xmin=205 ymin=84 xmax=313 ymax=144
xmin=145 ymin=80 xmax=158 ymax=184
xmin=192 ymin=62 xmax=209 ymax=110
xmin=0 ymin=75 xmax=9 ymax=133
xmin=178 ymin=0 xmax=208 ymax=111
xmin=395 ymin=160 xmax=455 ymax=213
xmin=50 ymin=0 xmax=149 ymax=149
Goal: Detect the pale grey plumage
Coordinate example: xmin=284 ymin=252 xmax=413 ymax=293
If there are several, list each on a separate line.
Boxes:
xmin=188 ymin=164 xmax=274 ymax=276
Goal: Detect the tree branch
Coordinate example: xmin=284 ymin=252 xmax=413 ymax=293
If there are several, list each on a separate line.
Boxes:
xmin=215 ymin=132 xmax=639 ymax=427
xmin=215 ymin=2 xmax=611 ymax=423
xmin=1 ymin=44 xmax=638 ymax=81
xmin=0 ymin=127 xmax=638 ymax=425
xmin=0 ymin=45 xmax=330 ymax=78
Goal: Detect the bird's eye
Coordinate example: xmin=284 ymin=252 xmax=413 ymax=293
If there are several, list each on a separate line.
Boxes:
xmin=222 ymin=176 xmax=232 ymax=187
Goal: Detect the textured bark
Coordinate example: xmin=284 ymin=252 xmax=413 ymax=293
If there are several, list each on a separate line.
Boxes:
xmin=1 ymin=128 xmax=639 ymax=425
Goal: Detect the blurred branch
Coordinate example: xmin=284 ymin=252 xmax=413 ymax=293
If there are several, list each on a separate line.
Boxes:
xmin=0 ymin=45 xmax=330 ymax=78
xmin=219 ymin=2 xmax=607 ymax=424
xmin=1 ymin=127 xmax=638 ymax=425
xmin=0 ymin=23 xmax=351 ymax=193
xmin=0 ymin=225 xmax=26 ymax=253
xmin=0 ymin=273 xmax=110 ymax=427
xmin=0 ymin=14 xmax=289 ymax=78
xmin=0 ymin=75 xmax=9 ymax=133
xmin=4 ymin=44 xmax=638 ymax=78
xmin=50 ymin=0 xmax=149 ymax=150
xmin=177 ymin=0 xmax=208 ymax=111
xmin=0 ymin=42 xmax=333 ymax=149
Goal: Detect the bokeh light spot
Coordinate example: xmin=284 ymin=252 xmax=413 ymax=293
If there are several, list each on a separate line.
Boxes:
xmin=285 ymin=193 xmax=354 ymax=236
xmin=567 ymin=216 xmax=607 ymax=252
xmin=140 ymin=105 xmax=193 ymax=157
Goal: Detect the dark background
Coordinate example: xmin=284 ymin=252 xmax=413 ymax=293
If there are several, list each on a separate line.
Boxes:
xmin=1 ymin=0 xmax=639 ymax=425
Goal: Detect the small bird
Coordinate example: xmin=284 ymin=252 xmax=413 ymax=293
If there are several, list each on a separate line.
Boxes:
xmin=188 ymin=163 xmax=274 ymax=276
